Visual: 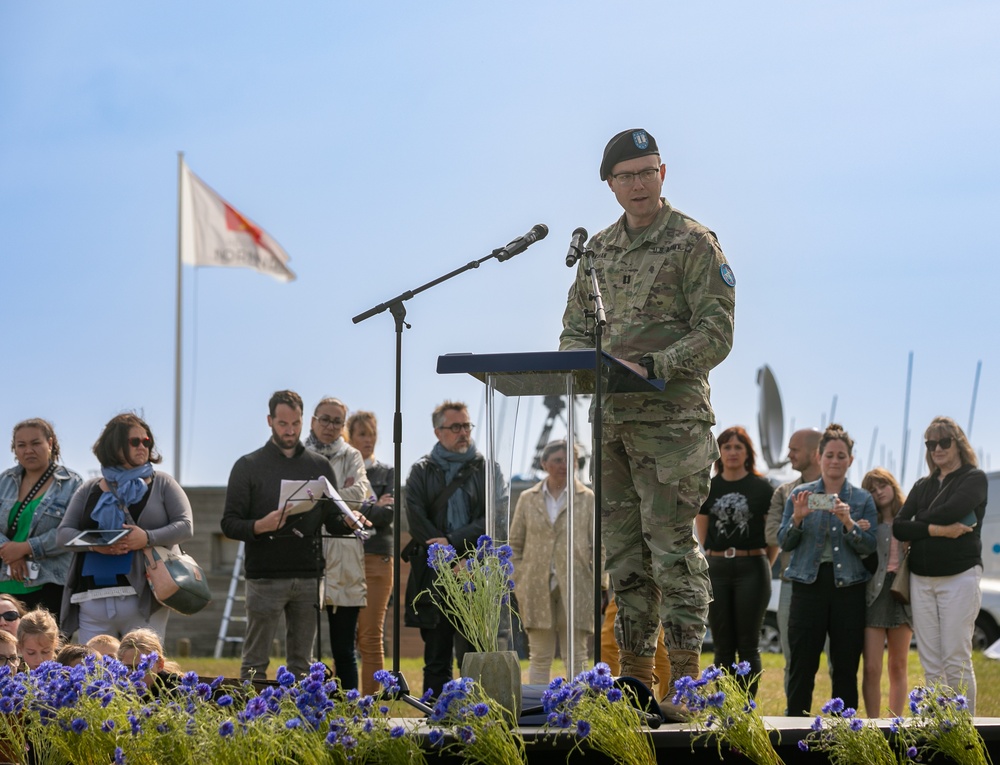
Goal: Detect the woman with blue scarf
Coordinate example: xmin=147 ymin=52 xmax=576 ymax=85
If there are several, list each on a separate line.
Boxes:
xmin=57 ymin=414 xmax=193 ymax=642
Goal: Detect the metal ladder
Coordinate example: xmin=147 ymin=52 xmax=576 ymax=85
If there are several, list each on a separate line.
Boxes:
xmin=214 ymin=541 xmax=246 ymax=659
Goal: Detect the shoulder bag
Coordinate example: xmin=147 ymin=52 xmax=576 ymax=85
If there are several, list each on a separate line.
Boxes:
xmin=143 ymin=546 xmax=212 ymax=615
xmin=890 ymin=548 xmax=910 ymax=605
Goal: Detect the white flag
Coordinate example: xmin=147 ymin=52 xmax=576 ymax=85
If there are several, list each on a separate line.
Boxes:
xmin=179 ymin=159 xmax=295 ymax=282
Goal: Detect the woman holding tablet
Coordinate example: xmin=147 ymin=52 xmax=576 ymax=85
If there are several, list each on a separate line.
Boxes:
xmin=0 ymin=418 xmax=82 ymax=621
xmin=57 ymin=414 xmax=193 ymax=642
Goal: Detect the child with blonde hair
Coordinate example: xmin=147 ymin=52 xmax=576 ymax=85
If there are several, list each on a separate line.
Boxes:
xmin=118 ymin=628 xmax=181 ymax=695
xmin=86 ymin=633 xmax=121 ymax=658
xmin=16 ymin=608 xmax=61 ymax=670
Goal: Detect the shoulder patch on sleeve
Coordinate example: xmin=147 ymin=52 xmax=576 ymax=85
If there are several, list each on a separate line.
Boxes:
xmin=719 ymin=263 xmax=736 ymax=287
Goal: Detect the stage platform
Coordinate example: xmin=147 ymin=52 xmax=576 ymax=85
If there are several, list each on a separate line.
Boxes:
xmin=401 ymin=716 xmax=1000 ymax=763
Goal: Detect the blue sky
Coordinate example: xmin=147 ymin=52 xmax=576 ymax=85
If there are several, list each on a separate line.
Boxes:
xmin=2 ymin=1 xmax=998 ymax=489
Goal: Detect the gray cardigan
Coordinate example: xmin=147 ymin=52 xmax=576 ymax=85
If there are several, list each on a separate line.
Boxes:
xmin=56 ymin=472 xmax=194 ymax=636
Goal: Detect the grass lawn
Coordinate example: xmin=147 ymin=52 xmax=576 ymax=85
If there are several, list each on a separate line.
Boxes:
xmin=180 ymin=651 xmax=1000 ymax=718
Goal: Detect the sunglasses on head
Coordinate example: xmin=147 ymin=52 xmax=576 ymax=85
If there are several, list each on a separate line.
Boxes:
xmin=925 ymin=437 xmax=953 ymax=452
xmin=128 ymin=437 xmax=153 ymax=449
xmin=0 ymin=610 xmax=19 ymax=622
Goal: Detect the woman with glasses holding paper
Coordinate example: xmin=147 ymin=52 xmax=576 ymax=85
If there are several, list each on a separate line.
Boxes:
xmin=893 ymin=416 xmax=987 ymax=712
xmin=0 ymin=419 xmax=82 ymax=621
xmin=305 ymin=397 xmax=372 ymax=691
xmin=57 ymin=414 xmax=193 ymax=642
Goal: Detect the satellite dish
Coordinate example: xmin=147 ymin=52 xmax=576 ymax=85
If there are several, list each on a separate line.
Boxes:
xmin=757 ymin=365 xmax=787 ymax=469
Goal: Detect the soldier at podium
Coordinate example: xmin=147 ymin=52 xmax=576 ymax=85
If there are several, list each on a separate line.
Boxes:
xmin=559 ymin=127 xmax=735 ymax=720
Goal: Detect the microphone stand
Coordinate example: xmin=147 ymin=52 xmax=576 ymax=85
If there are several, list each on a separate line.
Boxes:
xmin=352 ymin=243 xmax=533 ymax=715
xmin=581 ymin=247 xmax=608 ymax=663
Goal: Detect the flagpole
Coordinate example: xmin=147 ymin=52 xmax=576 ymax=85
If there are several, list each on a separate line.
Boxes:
xmin=174 ymin=151 xmax=185 ymax=485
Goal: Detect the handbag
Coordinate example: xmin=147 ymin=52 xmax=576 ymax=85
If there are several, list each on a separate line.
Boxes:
xmin=890 ymin=549 xmax=910 ymax=605
xmin=143 ymin=546 xmax=212 ymax=615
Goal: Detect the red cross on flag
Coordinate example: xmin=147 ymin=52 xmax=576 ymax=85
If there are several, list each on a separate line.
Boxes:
xmin=179 ymin=159 xmax=295 ymax=282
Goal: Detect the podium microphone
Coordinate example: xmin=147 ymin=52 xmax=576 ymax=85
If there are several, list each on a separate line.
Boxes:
xmin=565 ymin=227 xmax=588 ymax=267
xmin=496 ymin=224 xmax=548 ymax=262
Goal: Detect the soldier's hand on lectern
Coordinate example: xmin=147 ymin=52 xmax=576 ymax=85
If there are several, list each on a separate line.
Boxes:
xmin=615 ymin=358 xmax=648 ymax=378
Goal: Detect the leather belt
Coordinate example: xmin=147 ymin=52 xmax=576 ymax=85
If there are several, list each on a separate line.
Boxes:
xmin=707 ymin=548 xmax=767 ymax=559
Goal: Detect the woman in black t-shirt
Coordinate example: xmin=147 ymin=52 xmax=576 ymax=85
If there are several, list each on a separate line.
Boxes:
xmin=696 ymin=426 xmax=776 ymax=695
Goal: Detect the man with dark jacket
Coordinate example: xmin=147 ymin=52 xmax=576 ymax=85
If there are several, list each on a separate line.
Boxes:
xmin=221 ymin=390 xmax=339 ymax=681
xmin=404 ymin=400 xmax=490 ymax=698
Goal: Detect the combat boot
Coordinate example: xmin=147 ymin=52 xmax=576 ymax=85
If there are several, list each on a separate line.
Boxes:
xmin=617 ymin=650 xmax=655 ymax=689
xmin=658 ymin=648 xmax=700 ymax=723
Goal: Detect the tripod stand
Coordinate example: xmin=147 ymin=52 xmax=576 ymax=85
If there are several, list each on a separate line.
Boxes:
xmin=351 ymin=226 xmax=547 ymax=713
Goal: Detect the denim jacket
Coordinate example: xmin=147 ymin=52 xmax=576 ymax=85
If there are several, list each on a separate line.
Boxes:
xmin=777 ymin=477 xmax=877 ymax=587
xmin=0 ymin=463 xmax=83 ymax=587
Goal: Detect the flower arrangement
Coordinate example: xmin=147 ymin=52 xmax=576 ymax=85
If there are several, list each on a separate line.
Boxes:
xmin=671 ymin=662 xmax=785 ymax=765
xmin=425 ymin=676 xmax=527 ymax=765
xmin=424 ymin=534 xmax=515 ymax=654
xmin=800 ymin=699 xmax=899 ymax=765
xmin=540 ymin=663 xmax=656 ymax=765
xmin=0 ymin=656 xmax=426 ymax=765
xmin=894 ymin=684 xmax=991 ymax=765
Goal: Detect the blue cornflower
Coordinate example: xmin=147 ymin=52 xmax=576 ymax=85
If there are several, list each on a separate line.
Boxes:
xmin=277 ymin=667 xmax=296 ymax=687
xmin=850 ymin=718 xmax=864 ymax=731
xmin=822 ymin=698 xmax=845 ymax=714
xmin=700 ymin=665 xmax=722 ymax=682
xmin=71 ymin=717 xmax=88 ymax=734
xmin=707 ymin=691 xmax=725 ymax=708
xmin=286 ymin=718 xmax=302 ymax=729
xmin=733 ymin=661 xmax=751 ymax=676
xmin=955 ymin=694 xmax=969 ymax=710
xmin=102 ymin=719 xmax=116 ymax=733
xmin=576 ymin=720 xmax=591 ymax=738
xmin=346 ymin=688 xmax=360 ymax=702
xmin=428 ymin=729 xmax=445 ymax=747
xmin=607 ymin=687 xmax=623 ymax=702
xmin=391 ymin=725 xmax=406 ymax=738
xmin=473 ymin=702 xmax=489 ymax=717
xmin=907 ymin=746 xmax=918 ymax=758
xmin=342 ymin=734 xmax=357 ymax=749
xmin=476 ymin=534 xmax=494 ymax=552
xmin=798 ymin=740 xmax=809 ymax=752
xmin=889 ymin=717 xmax=903 ymax=733
xmin=843 ymin=707 xmax=857 ymax=718
xmin=497 ymin=543 xmax=513 ymax=560
xmin=457 ymin=725 xmax=476 ymax=744
xmin=811 ymin=716 xmax=823 ymax=731
xmin=114 ymin=747 xmax=126 ymax=765
xmin=216 ymin=693 xmax=234 ymax=707
xmin=218 ymin=721 xmax=235 ymax=738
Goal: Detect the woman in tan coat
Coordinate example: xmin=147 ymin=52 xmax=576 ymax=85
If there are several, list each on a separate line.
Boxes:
xmin=510 ymin=440 xmax=596 ymax=684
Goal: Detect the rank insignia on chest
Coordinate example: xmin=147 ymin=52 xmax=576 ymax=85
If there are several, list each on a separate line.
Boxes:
xmin=720 ymin=263 xmax=736 ymax=287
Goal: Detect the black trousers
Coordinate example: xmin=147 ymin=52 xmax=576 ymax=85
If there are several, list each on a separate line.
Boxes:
xmin=787 ymin=563 xmax=866 ymax=715
xmin=707 ymin=555 xmax=771 ymax=696
xmin=420 ymin=617 xmax=471 ymax=700
xmin=326 ymin=605 xmax=360 ymax=691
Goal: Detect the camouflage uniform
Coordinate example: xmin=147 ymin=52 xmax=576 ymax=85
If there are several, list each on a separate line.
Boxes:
xmin=559 ymin=199 xmax=735 ymax=656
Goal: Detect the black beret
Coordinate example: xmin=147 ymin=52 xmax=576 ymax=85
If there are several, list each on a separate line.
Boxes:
xmin=600 ymin=129 xmax=659 ymax=181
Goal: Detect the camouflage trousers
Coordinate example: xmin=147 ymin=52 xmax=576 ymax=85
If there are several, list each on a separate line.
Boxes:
xmin=601 ymin=420 xmax=713 ymax=655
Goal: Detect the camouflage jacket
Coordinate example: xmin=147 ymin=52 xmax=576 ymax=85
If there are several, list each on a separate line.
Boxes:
xmin=559 ymin=198 xmax=735 ymax=427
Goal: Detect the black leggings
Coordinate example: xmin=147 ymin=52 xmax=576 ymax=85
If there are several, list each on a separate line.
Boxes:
xmin=706 ymin=555 xmax=771 ymax=695
xmin=787 ymin=563 xmax=866 ymax=715
xmin=326 ymin=605 xmax=360 ymax=691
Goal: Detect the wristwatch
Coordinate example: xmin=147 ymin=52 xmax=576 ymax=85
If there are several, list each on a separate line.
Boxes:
xmin=639 ymin=355 xmax=656 ymax=380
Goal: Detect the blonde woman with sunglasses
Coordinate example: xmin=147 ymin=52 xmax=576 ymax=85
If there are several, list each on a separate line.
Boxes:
xmin=893 ymin=416 xmax=987 ymax=713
